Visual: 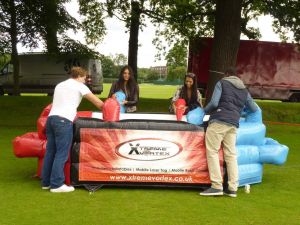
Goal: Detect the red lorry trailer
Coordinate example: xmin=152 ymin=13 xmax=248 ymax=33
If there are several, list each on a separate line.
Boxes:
xmin=188 ymin=38 xmax=300 ymax=102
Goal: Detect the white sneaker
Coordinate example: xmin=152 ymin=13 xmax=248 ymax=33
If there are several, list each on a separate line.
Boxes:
xmin=50 ymin=184 xmax=75 ymax=193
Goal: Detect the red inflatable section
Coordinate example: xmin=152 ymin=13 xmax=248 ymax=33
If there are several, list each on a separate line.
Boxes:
xmin=37 ymin=104 xmax=52 ymax=140
xmin=13 ymin=132 xmax=46 ymax=158
xmin=76 ymin=111 xmax=93 ymax=118
xmin=12 ymin=104 xmax=94 ymax=183
xmin=175 ymin=99 xmax=186 ymax=121
xmin=102 ymin=98 xmax=120 ymax=121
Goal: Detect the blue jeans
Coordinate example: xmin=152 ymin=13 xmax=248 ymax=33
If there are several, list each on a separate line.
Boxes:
xmin=41 ymin=116 xmax=73 ymax=188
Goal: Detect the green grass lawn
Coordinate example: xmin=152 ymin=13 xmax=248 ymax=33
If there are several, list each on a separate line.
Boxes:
xmin=103 ymin=83 xmax=179 ymax=99
xmin=0 ymin=84 xmax=300 ymax=225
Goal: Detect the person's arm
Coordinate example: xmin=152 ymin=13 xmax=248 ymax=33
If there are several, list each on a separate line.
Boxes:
xmin=170 ymin=86 xmax=182 ymax=113
xmin=125 ymin=85 xmax=139 ymax=106
xmin=204 ymin=81 xmax=222 ymax=113
xmin=245 ymin=93 xmax=258 ymax=112
xmin=171 ymin=86 xmax=181 ymax=103
xmin=196 ymin=90 xmax=203 ymax=107
xmin=84 ymin=93 xmax=104 ymax=111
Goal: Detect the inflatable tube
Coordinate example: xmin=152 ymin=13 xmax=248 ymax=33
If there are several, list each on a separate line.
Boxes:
xmin=243 ymin=103 xmax=262 ymax=123
xmin=37 ymin=117 xmax=47 ymax=140
xmin=238 ymin=163 xmax=263 ymax=186
xmin=237 ymin=145 xmax=260 ymax=165
xmin=102 ymin=98 xmax=120 ymax=121
xmin=259 ymin=141 xmax=289 ymax=165
xmin=264 ymin=137 xmax=279 ymax=145
xmin=76 ymin=111 xmax=93 ymax=118
xmin=186 ymin=107 xmax=204 ymax=125
xmin=115 ymin=91 xmax=126 ymax=113
xmin=237 ymin=122 xmax=266 ymax=145
xmin=175 ymin=99 xmax=186 ymax=121
xmin=39 ymin=104 xmax=52 ymax=117
xmin=13 ymin=132 xmax=46 ymax=158
xmin=92 ymin=112 xmax=188 ymax=122
xmin=36 ymin=104 xmax=52 ymax=140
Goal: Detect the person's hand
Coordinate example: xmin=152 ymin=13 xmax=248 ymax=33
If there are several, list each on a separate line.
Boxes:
xmin=122 ymin=100 xmax=128 ymax=105
xmin=175 ymin=105 xmax=187 ymax=114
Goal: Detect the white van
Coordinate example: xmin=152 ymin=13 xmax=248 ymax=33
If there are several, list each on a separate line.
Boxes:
xmin=0 ymin=53 xmax=103 ymax=95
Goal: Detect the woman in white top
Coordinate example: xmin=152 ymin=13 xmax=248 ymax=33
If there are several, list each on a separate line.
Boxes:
xmin=41 ymin=67 xmax=103 ymax=193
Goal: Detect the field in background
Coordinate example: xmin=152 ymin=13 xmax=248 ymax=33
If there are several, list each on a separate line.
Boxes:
xmin=102 ymin=83 xmax=178 ymax=99
xmin=0 ymin=84 xmax=300 ymax=225
xmin=16 ymin=83 xmax=300 ymax=124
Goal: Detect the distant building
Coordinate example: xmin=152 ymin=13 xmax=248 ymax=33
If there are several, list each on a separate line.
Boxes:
xmin=150 ymin=66 xmax=168 ymax=79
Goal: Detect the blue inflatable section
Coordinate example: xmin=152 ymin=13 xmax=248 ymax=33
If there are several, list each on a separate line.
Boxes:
xmin=186 ymin=107 xmax=205 ymax=125
xmin=238 ymin=164 xmax=263 ymax=186
xmin=236 ymin=122 xmax=266 ymax=145
xmin=115 ymin=91 xmax=126 ymax=113
xmin=237 ymin=104 xmax=288 ymax=186
xmin=189 ymin=104 xmax=289 ymax=187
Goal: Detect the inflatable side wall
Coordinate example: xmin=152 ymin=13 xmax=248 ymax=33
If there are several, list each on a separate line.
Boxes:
xmin=236 ymin=106 xmax=288 ymax=186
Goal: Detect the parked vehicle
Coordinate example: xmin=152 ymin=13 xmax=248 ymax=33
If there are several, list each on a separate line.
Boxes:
xmin=0 ymin=53 xmax=103 ymax=95
xmin=188 ymin=38 xmax=300 ymax=102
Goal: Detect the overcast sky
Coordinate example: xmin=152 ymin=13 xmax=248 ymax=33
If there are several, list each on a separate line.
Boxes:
xmin=19 ymin=2 xmax=284 ymax=68
xmin=91 ymin=15 xmax=282 ymax=68
xmin=66 ymin=3 xmax=282 ymax=68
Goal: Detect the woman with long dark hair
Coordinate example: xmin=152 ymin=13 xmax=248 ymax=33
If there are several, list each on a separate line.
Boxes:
xmin=170 ymin=72 xmax=203 ymax=113
xmin=108 ymin=65 xmax=139 ymax=112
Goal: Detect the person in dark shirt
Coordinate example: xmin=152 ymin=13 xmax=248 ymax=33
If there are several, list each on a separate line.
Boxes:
xmin=200 ymin=67 xmax=257 ymax=198
xmin=108 ymin=65 xmax=139 ymax=112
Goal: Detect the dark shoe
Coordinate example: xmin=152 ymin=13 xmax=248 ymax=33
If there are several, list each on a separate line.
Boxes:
xmin=199 ymin=188 xmax=223 ymax=196
xmin=224 ymin=189 xmax=237 ymax=198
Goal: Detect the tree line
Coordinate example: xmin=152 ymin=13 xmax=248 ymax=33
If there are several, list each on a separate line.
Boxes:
xmin=1 ymin=0 xmax=299 ymax=100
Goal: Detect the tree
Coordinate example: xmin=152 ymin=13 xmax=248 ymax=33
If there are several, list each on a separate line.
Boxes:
xmin=0 ymin=0 xmax=29 ymax=95
xmin=101 ymin=54 xmax=129 ymax=78
xmin=110 ymin=53 xmax=128 ymax=77
xmin=0 ymin=0 xmax=106 ymax=95
xmin=165 ymin=41 xmax=188 ymax=68
xmin=165 ymin=41 xmax=188 ymax=82
xmin=206 ymin=0 xmax=242 ymax=101
xmin=28 ymin=0 xmax=106 ymax=54
xmin=101 ymin=55 xmax=116 ymax=78
xmin=111 ymin=53 xmax=128 ymax=67
xmin=105 ymin=1 xmax=141 ymax=80
xmin=104 ymin=1 xmax=214 ymax=81
xmin=104 ymin=0 xmax=172 ymax=80
xmin=137 ymin=67 xmax=148 ymax=79
xmin=153 ymin=0 xmax=300 ymax=102
xmin=263 ymin=1 xmax=300 ymax=43
xmin=167 ymin=66 xmax=186 ymax=82
xmin=147 ymin=69 xmax=160 ymax=81
xmin=0 ymin=54 xmax=10 ymax=69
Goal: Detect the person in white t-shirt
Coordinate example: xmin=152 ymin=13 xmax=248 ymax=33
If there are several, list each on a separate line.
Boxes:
xmin=41 ymin=67 xmax=103 ymax=193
